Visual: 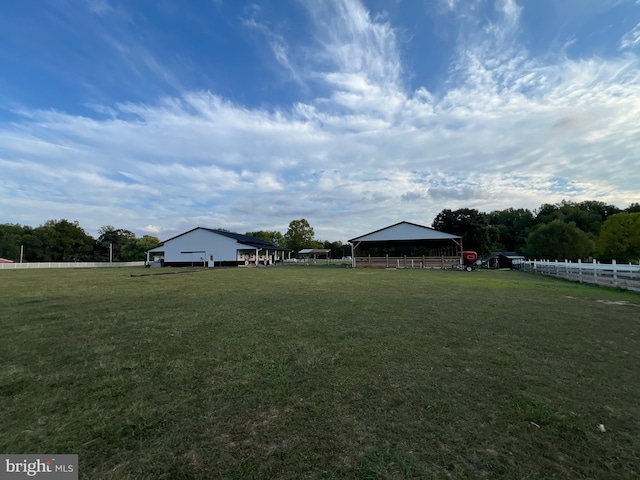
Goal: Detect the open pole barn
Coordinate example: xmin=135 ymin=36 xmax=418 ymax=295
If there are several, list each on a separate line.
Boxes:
xmin=348 ymin=221 xmax=463 ymax=269
xmin=298 ymin=248 xmax=332 ymax=265
xmin=145 ymin=227 xmax=290 ymax=267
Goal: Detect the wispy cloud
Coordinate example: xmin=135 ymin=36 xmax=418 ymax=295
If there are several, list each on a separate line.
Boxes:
xmin=620 ymin=23 xmax=640 ymax=50
xmin=241 ymin=4 xmax=304 ymax=85
xmin=1 ymin=0 xmax=639 ymax=240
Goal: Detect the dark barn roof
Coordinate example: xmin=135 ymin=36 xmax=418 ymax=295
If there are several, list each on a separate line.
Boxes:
xmin=489 ymin=252 xmax=524 ymax=259
xmin=210 ymin=229 xmax=291 ymax=251
xmin=151 ymin=227 xmax=291 ymax=251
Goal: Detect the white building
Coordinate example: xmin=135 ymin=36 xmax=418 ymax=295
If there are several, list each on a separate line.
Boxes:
xmin=146 ymin=227 xmax=290 ymax=267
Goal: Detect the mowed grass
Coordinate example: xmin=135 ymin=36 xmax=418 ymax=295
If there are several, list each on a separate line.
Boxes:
xmin=1 ymin=266 xmax=639 ymax=479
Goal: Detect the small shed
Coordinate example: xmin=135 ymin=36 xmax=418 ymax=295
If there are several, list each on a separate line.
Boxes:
xmin=299 ymin=248 xmax=331 ymax=264
xmin=487 ymin=252 xmax=525 ymax=269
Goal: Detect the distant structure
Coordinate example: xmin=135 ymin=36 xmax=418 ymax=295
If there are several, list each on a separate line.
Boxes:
xmin=487 ymin=252 xmax=524 ymax=269
xmin=348 ymin=221 xmax=463 ymax=269
xmin=0 ymin=258 xmax=14 ymax=263
xmin=146 ymin=227 xmax=290 ymax=267
xmin=298 ymin=248 xmax=331 ymax=264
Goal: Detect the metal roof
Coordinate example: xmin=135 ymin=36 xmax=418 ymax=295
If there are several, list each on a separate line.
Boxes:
xmin=349 ymin=221 xmax=461 ymax=243
xmin=299 ymin=248 xmax=331 ymax=254
xmin=149 ymin=227 xmax=291 ymax=252
xmin=489 ymin=252 xmax=524 ymax=260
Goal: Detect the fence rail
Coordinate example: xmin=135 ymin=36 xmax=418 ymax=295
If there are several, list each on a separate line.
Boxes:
xmin=0 ymin=261 xmax=145 ymax=270
xmin=518 ymin=260 xmax=640 ymax=292
xmin=355 ymin=255 xmax=461 ymax=269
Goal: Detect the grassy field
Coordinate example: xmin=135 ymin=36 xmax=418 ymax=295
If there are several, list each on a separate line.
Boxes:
xmin=1 ymin=266 xmax=639 ymax=479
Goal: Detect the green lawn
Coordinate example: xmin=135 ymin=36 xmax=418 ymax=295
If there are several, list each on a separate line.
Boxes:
xmin=1 ymin=266 xmax=639 ymax=479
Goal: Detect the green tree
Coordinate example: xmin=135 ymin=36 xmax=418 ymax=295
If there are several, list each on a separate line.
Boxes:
xmin=284 ymin=219 xmax=315 ymax=256
xmin=595 ymin=212 xmax=640 ymax=263
xmin=121 ymin=235 xmax=160 ymax=261
xmin=19 ymin=227 xmax=45 ymax=262
xmin=323 ymin=240 xmax=348 ymax=259
xmin=0 ymin=224 xmax=24 ymax=261
xmin=245 ymin=230 xmax=285 ymax=246
xmin=626 ymin=203 xmax=640 ymax=213
xmin=96 ymin=226 xmax=135 ymax=262
xmin=534 ymin=200 xmax=620 ymax=236
xmin=432 ymin=208 xmax=491 ymax=255
xmin=35 ymin=220 xmax=95 ymax=261
xmin=524 ymin=220 xmax=594 ymax=261
xmin=487 ymin=208 xmax=535 ymax=253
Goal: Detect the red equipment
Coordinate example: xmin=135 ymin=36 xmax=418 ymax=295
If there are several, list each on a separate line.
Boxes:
xmin=462 ymin=251 xmax=478 ymax=271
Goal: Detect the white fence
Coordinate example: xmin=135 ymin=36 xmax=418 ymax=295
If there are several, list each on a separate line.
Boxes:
xmin=518 ymin=259 xmax=640 ymax=292
xmin=0 ymin=261 xmax=145 ymax=270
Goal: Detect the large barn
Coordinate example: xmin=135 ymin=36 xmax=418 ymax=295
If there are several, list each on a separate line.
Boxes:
xmin=348 ymin=221 xmax=463 ymax=269
xmin=146 ymin=227 xmax=290 ymax=267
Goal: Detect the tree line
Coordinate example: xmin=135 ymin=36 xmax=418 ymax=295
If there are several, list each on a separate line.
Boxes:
xmin=0 ymin=221 xmax=160 ymax=262
xmin=2 ymin=201 xmax=638 ymax=263
xmin=431 ymin=201 xmax=640 ymax=262
xmin=0 ymin=218 xmax=348 ymax=263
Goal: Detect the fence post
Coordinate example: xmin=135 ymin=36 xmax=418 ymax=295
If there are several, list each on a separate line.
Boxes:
xmin=593 ymin=259 xmax=598 ymax=284
xmin=386 ymin=254 xmax=389 ymax=268
xmin=612 ymin=259 xmax=617 ymax=286
xmin=578 ymin=259 xmax=582 ymax=283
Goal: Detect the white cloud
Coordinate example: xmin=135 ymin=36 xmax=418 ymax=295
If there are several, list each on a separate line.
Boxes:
xmin=140 ymin=225 xmax=164 ymax=235
xmin=620 ymin=23 xmax=640 ymax=50
xmin=1 ymin=0 xmax=639 ymax=241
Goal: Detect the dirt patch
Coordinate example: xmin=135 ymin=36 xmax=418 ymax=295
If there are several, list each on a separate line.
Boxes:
xmin=563 ymin=296 xmax=640 ymax=308
xmin=596 ymin=300 xmax=640 ymax=307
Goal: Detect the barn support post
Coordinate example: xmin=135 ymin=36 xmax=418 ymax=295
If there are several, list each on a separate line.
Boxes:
xmin=351 ymin=242 xmax=358 ymax=268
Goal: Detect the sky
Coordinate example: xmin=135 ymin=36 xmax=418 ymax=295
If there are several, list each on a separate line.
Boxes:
xmin=1 ymin=0 xmax=639 ymax=242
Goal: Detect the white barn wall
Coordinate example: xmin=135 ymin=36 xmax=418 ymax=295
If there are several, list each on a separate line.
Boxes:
xmin=162 ymin=229 xmax=239 ymax=263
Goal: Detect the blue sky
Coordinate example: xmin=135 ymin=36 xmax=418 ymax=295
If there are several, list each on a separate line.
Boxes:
xmin=1 ymin=0 xmax=639 ymax=241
